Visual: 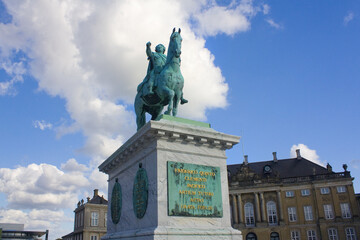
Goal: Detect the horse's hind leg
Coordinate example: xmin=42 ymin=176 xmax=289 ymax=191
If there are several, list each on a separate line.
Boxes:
xmin=151 ymin=106 xmax=164 ymax=120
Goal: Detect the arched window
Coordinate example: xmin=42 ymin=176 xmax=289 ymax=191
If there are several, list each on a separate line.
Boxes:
xmin=267 ymin=201 xmax=278 ymax=225
xmin=244 ymin=202 xmax=255 ymax=226
xmin=270 ymin=232 xmax=280 ymax=240
xmin=246 ymin=232 xmax=257 ymax=240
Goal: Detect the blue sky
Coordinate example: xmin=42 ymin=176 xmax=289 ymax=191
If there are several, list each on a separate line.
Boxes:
xmin=0 ymin=0 xmax=359 ymax=238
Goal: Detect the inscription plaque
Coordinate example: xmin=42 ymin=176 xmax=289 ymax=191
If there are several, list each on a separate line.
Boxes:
xmin=111 ymin=178 xmax=122 ymax=224
xmin=167 ymin=161 xmax=223 ymax=217
xmin=133 ymin=163 xmax=148 ymax=218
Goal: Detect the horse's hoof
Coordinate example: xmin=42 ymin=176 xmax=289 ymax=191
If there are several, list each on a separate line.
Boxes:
xmin=180 ymin=98 xmax=188 ymax=104
xmin=164 ymin=111 xmax=171 ymax=115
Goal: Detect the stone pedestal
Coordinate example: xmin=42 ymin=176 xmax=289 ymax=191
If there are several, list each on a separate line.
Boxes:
xmin=99 ymin=116 xmax=242 ymax=240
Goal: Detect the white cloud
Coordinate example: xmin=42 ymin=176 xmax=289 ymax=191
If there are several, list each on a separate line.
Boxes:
xmin=266 ymin=18 xmax=283 ymax=29
xmin=191 ymin=0 xmax=265 ymax=37
xmin=0 ymin=0 xmax=265 ymax=160
xmin=344 ymin=11 xmax=354 ymax=25
xmin=0 ymin=163 xmax=89 ymax=209
xmin=33 ymin=120 xmax=53 ymax=131
xmin=290 ymin=143 xmax=326 ymax=166
xmin=263 ymin=4 xmax=270 ymax=15
xmin=61 ymin=158 xmax=89 ymax=172
xmin=0 ymin=61 xmax=26 ymax=95
xmin=0 ymin=162 xmax=91 ymax=239
xmin=0 ymin=162 xmax=94 ymax=238
xmin=350 ymin=159 xmax=360 ymax=169
xmin=0 ymin=208 xmax=71 ymax=238
xmin=89 ymin=169 xmax=108 ymax=191
xmin=193 ymin=5 xmax=251 ymax=36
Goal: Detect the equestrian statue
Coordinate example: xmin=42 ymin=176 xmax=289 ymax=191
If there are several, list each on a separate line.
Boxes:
xmin=134 ymin=28 xmax=188 ymax=131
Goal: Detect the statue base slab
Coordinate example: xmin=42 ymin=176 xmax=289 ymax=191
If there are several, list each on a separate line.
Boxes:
xmin=99 ymin=116 xmax=242 ymax=240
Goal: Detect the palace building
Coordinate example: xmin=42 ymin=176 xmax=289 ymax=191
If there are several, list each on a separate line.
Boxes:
xmin=62 ymin=189 xmax=108 ymax=240
xmin=227 ymin=149 xmax=360 ymax=240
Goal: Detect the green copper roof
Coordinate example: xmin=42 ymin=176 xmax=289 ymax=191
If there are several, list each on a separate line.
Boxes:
xmin=156 ymin=114 xmax=211 ymax=128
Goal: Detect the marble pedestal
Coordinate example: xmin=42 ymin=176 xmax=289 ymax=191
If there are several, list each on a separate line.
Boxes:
xmin=99 ymin=116 xmax=242 ymax=240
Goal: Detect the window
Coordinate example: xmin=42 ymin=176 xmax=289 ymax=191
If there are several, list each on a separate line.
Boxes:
xmin=286 ymin=191 xmax=295 ymax=197
xmin=324 ymin=204 xmax=334 ymax=219
xmin=245 ymin=202 xmax=255 ymax=226
xmin=304 ymin=205 xmax=313 ymax=221
xmin=105 ymin=212 xmax=107 ymax=227
xmin=320 ymin=187 xmax=330 ymax=194
xmin=270 ymin=232 xmax=280 ymax=240
xmin=307 ymin=230 xmax=317 ymax=240
xmin=291 ymin=230 xmax=300 ymax=240
xmin=246 ymin=233 xmax=257 ymax=240
xmin=267 ymin=201 xmax=277 ymax=225
xmin=288 ymin=207 xmax=297 ymax=222
xmin=337 ymin=186 xmax=346 ymax=193
xmin=301 ymin=189 xmax=310 ymax=196
xmin=340 ymin=203 xmax=351 ymax=218
xmin=345 ymin=227 xmax=357 ymax=240
xmin=328 ymin=228 xmax=338 ymax=240
xmin=75 ymin=213 xmax=78 ymax=228
xmin=91 ymin=212 xmax=99 ymax=226
xmin=90 ymin=236 xmax=97 ymax=240
xmin=81 ymin=211 xmax=83 ymax=226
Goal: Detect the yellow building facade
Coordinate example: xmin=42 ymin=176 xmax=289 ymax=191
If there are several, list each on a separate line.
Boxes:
xmin=228 ymin=150 xmax=360 ymax=240
xmin=62 ymin=189 xmax=108 ymax=240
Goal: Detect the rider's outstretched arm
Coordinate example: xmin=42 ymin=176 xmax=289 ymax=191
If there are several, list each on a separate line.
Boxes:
xmin=146 ymin=42 xmax=154 ymax=68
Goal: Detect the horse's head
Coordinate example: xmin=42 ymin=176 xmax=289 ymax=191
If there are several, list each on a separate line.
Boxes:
xmin=169 ymin=28 xmax=182 ymax=58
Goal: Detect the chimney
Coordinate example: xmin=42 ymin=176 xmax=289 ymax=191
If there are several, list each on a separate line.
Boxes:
xmin=296 ymin=149 xmax=301 ymax=160
xmin=326 ymin=163 xmax=332 ymax=172
xmin=94 ymin=189 xmax=99 ymax=197
xmin=273 ymin=152 xmax=278 ymax=162
xmin=244 ymin=155 xmax=248 ymax=165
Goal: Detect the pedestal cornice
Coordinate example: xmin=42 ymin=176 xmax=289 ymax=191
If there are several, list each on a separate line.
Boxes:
xmin=99 ymin=118 xmax=239 ymax=174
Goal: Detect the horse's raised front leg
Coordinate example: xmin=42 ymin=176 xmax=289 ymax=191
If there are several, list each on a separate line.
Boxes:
xmin=172 ymin=90 xmax=181 ymax=116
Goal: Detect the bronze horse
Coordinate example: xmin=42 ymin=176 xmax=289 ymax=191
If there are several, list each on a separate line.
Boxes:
xmin=134 ymin=28 xmax=186 ymax=130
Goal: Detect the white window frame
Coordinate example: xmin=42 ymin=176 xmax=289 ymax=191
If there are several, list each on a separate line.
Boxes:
xmin=291 ymin=230 xmax=300 ymax=240
xmin=288 ymin=207 xmax=297 ymax=222
xmin=244 ymin=202 xmax=255 ymax=227
xmin=105 ymin=212 xmax=107 ymax=227
xmin=307 ymin=230 xmax=317 ymax=240
xmin=324 ymin=204 xmax=334 ymax=219
xmin=328 ymin=228 xmax=338 ymax=240
xmin=91 ymin=211 xmax=99 ymax=226
xmin=320 ymin=187 xmax=330 ymax=194
xmin=90 ymin=236 xmax=97 ymax=240
xmin=340 ymin=203 xmax=351 ymax=218
xmin=304 ymin=205 xmax=313 ymax=221
xmin=286 ymin=191 xmax=295 ymax=197
xmin=301 ymin=189 xmax=310 ymax=196
xmin=337 ymin=186 xmax=346 ymax=193
xmin=267 ymin=201 xmax=277 ymax=225
xmin=345 ymin=227 xmax=357 ymax=240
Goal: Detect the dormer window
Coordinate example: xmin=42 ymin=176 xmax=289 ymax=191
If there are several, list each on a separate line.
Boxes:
xmin=263 ymin=165 xmax=272 ymax=174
